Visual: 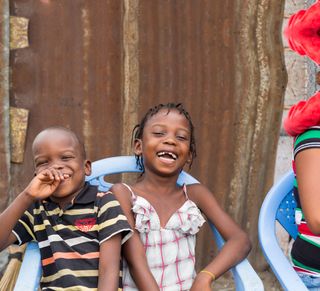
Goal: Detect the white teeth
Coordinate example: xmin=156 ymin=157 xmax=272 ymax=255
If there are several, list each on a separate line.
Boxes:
xmin=157 ymin=151 xmax=177 ymax=160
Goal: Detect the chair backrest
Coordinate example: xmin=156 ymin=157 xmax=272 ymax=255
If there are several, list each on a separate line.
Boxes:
xmin=14 ymin=155 xmax=263 ymax=291
xmin=276 ymin=187 xmax=297 ymax=239
xmin=258 ymin=170 xmax=307 ymax=291
xmin=86 ymin=155 xmax=199 ymax=189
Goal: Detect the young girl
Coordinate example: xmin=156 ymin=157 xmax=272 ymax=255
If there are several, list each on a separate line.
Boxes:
xmin=112 ymin=103 xmax=251 ymax=291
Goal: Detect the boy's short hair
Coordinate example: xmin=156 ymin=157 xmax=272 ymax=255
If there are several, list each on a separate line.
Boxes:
xmin=32 ymin=126 xmax=87 ymax=159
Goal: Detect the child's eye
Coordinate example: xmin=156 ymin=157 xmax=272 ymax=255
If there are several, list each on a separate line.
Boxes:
xmin=36 ymin=160 xmax=48 ymax=167
xmin=153 ymin=132 xmax=164 ymax=136
xmin=177 ymin=135 xmax=188 ymax=141
xmin=61 ymin=156 xmax=73 ymax=160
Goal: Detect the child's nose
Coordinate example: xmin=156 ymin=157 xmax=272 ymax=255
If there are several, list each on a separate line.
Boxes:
xmin=164 ymin=136 xmax=176 ymax=145
xmin=52 ymin=163 xmax=64 ymax=170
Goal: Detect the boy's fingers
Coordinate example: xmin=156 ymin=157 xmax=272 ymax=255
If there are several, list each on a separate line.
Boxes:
xmin=50 ymin=169 xmax=62 ymax=181
xmin=37 ymin=168 xmax=70 ymax=183
xmin=40 ymin=168 xmax=61 ymax=182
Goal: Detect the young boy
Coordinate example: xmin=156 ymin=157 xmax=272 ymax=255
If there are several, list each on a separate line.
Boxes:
xmin=0 ymin=127 xmax=132 ymax=290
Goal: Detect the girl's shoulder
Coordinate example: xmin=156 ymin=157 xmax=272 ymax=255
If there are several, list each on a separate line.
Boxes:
xmin=185 ymin=183 xmax=213 ymax=204
xmin=185 ymin=182 xmax=209 ymax=192
xmin=110 ymin=183 xmax=133 ymax=200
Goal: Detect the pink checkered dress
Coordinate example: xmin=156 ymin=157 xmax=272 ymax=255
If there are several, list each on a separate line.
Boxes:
xmin=122 ymin=184 xmax=206 ymax=291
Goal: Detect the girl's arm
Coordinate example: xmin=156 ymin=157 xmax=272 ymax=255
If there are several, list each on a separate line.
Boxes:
xmin=98 ymin=234 xmax=122 ymax=291
xmin=295 ymin=148 xmax=320 ymax=234
xmin=188 ymin=183 xmax=251 ymax=290
xmin=112 ymin=184 xmax=160 ymax=291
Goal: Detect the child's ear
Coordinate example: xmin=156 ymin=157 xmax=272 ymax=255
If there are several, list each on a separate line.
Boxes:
xmin=84 ymin=160 xmax=92 ymax=176
xmin=134 ymin=139 xmax=142 ymax=156
xmin=187 ymin=152 xmax=192 ymax=165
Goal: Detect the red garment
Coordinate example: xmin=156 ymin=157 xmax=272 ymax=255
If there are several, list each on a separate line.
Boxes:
xmin=283 ymin=91 xmax=320 ymax=136
xmin=284 ymin=0 xmax=320 ymax=64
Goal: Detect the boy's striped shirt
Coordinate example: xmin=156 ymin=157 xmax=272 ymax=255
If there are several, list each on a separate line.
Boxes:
xmin=13 ymin=183 xmax=132 ymax=290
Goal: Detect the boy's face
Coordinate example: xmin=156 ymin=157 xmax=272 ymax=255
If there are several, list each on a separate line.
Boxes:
xmin=32 ymin=129 xmax=91 ymax=201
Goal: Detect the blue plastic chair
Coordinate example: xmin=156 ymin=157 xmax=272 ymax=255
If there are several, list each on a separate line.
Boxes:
xmin=14 ymin=156 xmax=263 ymax=291
xmin=258 ymin=170 xmax=308 ymax=291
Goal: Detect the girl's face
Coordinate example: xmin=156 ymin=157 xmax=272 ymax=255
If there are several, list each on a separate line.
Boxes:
xmin=135 ymin=109 xmax=192 ymax=176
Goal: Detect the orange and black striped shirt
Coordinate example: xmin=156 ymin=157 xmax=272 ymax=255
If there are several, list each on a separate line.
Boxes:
xmin=13 ymin=183 xmax=132 ymax=290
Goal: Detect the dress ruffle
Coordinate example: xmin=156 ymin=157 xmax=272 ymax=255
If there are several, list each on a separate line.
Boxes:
xmin=132 ymin=197 xmax=205 ymax=234
xmin=132 ymin=199 xmax=153 ymax=233
xmin=176 ymin=203 xmax=206 ymax=235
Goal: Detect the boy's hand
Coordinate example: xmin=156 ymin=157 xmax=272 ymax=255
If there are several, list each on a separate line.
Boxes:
xmin=24 ymin=168 xmax=70 ymax=201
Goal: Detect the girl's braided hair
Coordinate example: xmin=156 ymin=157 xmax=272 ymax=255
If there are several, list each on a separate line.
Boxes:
xmin=132 ymin=103 xmax=197 ymax=172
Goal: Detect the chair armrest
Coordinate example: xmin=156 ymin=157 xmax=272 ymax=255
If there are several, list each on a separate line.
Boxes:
xmin=259 ymin=230 xmax=307 ymax=291
xmin=14 ymin=242 xmax=41 ymax=291
xmin=209 ymin=222 xmax=264 ymax=291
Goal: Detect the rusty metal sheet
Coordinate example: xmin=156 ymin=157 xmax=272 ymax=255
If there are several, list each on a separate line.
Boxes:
xmin=7 ymin=0 xmax=287 ymax=271
xmin=136 ymin=0 xmax=286 ymax=269
xmin=0 ymin=0 xmax=10 ymax=211
xmin=9 ymin=0 xmax=124 ymax=198
xmin=137 ymin=0 xmax=240 ymax=267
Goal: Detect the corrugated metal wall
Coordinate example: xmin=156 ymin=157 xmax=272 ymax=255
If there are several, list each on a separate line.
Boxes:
xmin=0 ymin=0 xmax=10 ymax=212
xmin=1 ymin=0 xmax=286 ymax=270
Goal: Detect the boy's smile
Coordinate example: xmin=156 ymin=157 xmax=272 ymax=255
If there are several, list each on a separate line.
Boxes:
xmin=32 ymin=129 xmax=91 ymax=207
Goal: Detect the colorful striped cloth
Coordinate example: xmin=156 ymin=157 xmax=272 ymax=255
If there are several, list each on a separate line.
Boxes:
xmin=291 ymin=127 xmax=320 ymax=276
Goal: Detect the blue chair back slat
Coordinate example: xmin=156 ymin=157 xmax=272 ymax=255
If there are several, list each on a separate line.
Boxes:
xmin=276 ymin=190 xmax=298 ymax=239
xmin=13 ymin=242 xmax=42 ymax=291
xmin=86 ymin=155 xmax=199 ymax=188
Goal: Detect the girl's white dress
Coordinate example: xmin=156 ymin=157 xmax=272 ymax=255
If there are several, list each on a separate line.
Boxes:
xmin=122 ymin=184 xmax=206 ymax=291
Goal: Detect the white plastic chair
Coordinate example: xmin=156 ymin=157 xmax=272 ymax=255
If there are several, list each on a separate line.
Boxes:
xmin=258 ymin=170 xmax=308 ymax=291
xmin=14 ymin=156 xmax=263 ymax=291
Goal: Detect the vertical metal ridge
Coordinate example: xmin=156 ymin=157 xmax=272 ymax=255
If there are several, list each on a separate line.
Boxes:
xmin=122 ymin=0 xmax=139 ymax=156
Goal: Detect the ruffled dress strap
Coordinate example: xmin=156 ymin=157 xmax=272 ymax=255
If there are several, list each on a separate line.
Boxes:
xmin=122 ymin=183 xmax=137 ymax=201
xmin=182 ymin=183 xmax=189 ymax=200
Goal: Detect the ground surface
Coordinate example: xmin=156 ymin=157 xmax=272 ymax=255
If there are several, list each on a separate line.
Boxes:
xmin=213 ymin=269 xmax=282 ymax=290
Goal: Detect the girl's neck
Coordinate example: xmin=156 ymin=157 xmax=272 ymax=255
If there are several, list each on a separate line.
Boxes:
xmin=135 ymin=173 xmax=180 ymax=196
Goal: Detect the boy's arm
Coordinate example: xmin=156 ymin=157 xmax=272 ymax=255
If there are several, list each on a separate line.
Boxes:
xmin=0 ymin=191 xmax=34 ymax=250
xmin=98 ymin=234 xmax=122 ymax=291
xmin=112 ymin=184 xmax=160 ymax=291
xmin=0 ymin=168 xmax=67 ymax=250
